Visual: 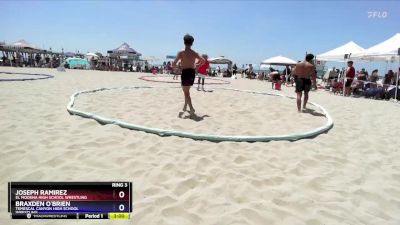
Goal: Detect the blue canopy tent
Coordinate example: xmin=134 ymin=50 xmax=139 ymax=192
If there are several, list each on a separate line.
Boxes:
xmin=65 ymin=57 xmax=90 ymax=69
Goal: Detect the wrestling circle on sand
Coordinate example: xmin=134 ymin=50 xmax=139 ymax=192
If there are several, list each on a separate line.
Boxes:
xmin=67 ymin=86 xmax=334 ymax=142
xmin=0 ymin=71 xmax=54 ymax=81
xmin=139 ymin=75 xmax=230 ymax=85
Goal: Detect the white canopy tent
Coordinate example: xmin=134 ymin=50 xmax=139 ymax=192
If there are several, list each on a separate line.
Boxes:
xmin=260 ymin=55 xmax=297 ymax=65
xmin=209 ymin=56 xmax=233 ymax=75
xmin=353 ymin=33 xmax=400 ymax=100
xmin=317 ymin=41 xmax=366 ymax=96
xmin=352 ymin=33 xmax=400 ymax=61
xmin=260 ymin=56 xmax=297 ymax=84
xmin=317 ymin=41 xmax=365 ymax=62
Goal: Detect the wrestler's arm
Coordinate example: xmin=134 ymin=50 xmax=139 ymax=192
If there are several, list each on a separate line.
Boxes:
xmin=292 ymin=64 xmax=298 ymax=75
xmin=172 ymin=52 xmax=181 ymax=69
xmin=311 ymin=66 xmax=317 ymax=88
xmin=195 ymin=52 xmax=205 ymax=68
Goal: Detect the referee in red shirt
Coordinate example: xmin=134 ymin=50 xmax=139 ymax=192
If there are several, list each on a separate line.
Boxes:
xmin=345 ymin=61 xmax=355 ymax=96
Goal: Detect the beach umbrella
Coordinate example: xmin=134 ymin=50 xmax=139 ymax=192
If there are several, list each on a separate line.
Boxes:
xmin=261 ymin=55 xmax=297 ymax=65
xmin=85 ymin=52 xmax=99 ymax=59
xmin=209 ymin=56 xmax=233 ymax=65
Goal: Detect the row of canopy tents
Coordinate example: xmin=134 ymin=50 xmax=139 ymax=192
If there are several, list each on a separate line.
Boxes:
xmin=258 ymin=33 xmax=400 ymax=67
xmin=316 ymin=33 xmax=400 ymax=99
xmin=61 ymin=43 xmax=142 ymax=70
xmin=165 ymin=55 xmax=233 ymax=67
xmin=316 ymin=33 xmax=400 ymax=62
xmin=0 ymin=39 xmax=56 ymax=54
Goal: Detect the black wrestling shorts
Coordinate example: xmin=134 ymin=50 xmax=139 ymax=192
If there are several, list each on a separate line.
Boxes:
xmin=295 ymin=77 xmax=312 ymax=92
xmin=181 ymin=68 xmax=195 ymax=86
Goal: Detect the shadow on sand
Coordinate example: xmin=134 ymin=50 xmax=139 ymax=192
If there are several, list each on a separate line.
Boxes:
xmin=302 ymin=108 xmax=325 ymax=117
xmin=178 ymin=112 xmax=210 ymax=122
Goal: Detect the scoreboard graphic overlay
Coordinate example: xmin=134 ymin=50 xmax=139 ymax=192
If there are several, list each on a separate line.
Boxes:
xmin=8 ymin=182 xmax=132 ymax=219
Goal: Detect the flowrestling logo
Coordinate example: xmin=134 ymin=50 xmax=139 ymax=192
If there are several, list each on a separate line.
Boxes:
xmin=367 ymin=11 xmax=388 ymax=19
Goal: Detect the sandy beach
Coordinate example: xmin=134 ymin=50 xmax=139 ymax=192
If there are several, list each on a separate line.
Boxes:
xmin=1 ymin=67 xmax=400 ymax=225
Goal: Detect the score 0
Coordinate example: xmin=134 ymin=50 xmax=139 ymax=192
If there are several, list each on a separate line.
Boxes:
xmin=118 ymin=190 xmax=126 ymax=211
xmin=112 ymin=182 xmax=129 ymax=212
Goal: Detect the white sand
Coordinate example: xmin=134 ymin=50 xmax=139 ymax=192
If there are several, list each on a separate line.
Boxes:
xmin=0 ymin=67 xmax=400 ymax=225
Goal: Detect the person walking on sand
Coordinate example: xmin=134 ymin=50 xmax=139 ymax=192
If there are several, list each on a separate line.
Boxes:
xmin=172 ymin=34 xmax=205 ymax=115
xmin=292 ymin=54 xmax=316 ymax=112
xmin=173 ymin=62 xmax=181 ymax=80
xmin=197 ymin=54 xmax=209 ymax=91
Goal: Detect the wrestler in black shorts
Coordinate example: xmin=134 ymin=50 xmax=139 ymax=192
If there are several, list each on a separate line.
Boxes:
xmin=181 ymin=68 xmax=195 ymax=86
xmin=295 ymin=77 xmax=312 ymax=92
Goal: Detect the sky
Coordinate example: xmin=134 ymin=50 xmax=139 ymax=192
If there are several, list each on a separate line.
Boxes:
xmin=1 ymin=0 xmax=399 ymax=70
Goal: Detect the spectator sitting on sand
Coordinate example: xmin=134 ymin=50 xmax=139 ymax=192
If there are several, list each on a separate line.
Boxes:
xmin=369 ymin=69 xmax=379 ymax=83
xmin=366 ymin=69 xmax=379 ymax=89
xmin=269 ymin=67 xmax=280 ymax=89
xmin=357 ymin=68 xmax=368 ymax=81
xmin=331 ymin=79 xmax=343 ymax=95
xmin=248 ymin=64 xmax=253 ymax=78
xmin=383 ymin=70 xmax=394 ymax=91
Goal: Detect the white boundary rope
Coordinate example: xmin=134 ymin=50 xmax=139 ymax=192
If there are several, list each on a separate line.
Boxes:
xmin=0 ymin=71 xmax=54 ymax=81
xmin=67 ymin=86 xmax=334 ymax=142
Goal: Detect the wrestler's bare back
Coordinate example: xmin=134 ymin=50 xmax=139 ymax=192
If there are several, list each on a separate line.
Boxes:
xmin=293 ymin=62 xmax=316 ymax=79
xmin=175 ymin=49 xmax=202 ymax=69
